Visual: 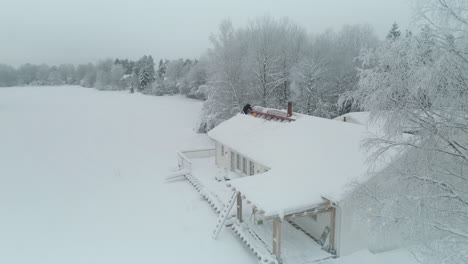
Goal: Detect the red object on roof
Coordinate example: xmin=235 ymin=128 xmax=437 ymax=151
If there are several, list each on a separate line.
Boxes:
xmin=249 ymin=106 xmax=295 ymax=122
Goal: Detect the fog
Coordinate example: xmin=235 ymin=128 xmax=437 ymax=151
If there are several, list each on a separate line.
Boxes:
xmin=1 ymin=0 xmax=412 ymax=66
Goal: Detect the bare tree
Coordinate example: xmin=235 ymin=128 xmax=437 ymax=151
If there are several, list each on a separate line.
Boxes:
xmin=291 ymin=57 xmax=326 ymax=115
xmin=197 ymin=20 xmax=251 ymax=132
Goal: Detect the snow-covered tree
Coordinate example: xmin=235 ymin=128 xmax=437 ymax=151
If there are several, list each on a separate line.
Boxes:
xmin=197 ymin=18 xmax=379 ymax=131
xmin=277 ymin=21 xmax=308 ymax=105
xmin=17 ymin=63 xmax=37 ymax=85
xmin=386 ymin=22 xmax=401 ymax=40
xmin=79 ymin=63 xmax=97 ymax=88
xmin=129 ymin=69 xmax=138 ymax=93
xmin=95 ymin=59 xmax=126 ymax=90
xmin=137 ymin=55 xmax=155 ymax=91
xmin=138 ymin=68 xmax=151 ymax=90
xmin=197 ymin=20 xmax=251 ymax=132
xmin=186 ymin=59 xmax=208 ymax=99
xmin=34 ymin=64 xmax=51 ymax=85
xmin=157 ymin=59 xmax=167 ymax=80
xmin=341 ymin=2 xmax=468 ymax=261
xmin=58 ymin=64 xmax=76 ymax=84
xmin=47 ymin=66 xmax=62 ymax=85
xmin=291 ymin=24 xmax=378 ymax=117
xmin=0 ymin=64 xmax=17 ymax=87
xmin=290 ymin=57 xmax=326 ymax=115
xmin=165 ymin=58 xmax=192 ymax=94
xmin=114 ymin=59 xmax=134 ymax=75
xmin=247 ymin=16 xmax=297 ymax=108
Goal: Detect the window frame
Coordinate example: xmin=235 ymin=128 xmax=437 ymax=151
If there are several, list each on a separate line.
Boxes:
xmin=242 ymin=157 xmax=247 ymax=174
xmin=230 ymin=151 xmax=235 ymax=171
xmin=249 ymin=160 xmax=254 ymax=176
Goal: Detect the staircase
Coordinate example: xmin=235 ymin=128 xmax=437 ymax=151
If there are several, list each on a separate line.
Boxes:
xmin=164 ymin=169 xmax=190 ymax=181
xmin=212 ymin=191 xmax=238 ymax=239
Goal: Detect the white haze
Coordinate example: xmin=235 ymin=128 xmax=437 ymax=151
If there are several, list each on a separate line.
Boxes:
xmin=0 ymin=0 xmax=412 ymax=66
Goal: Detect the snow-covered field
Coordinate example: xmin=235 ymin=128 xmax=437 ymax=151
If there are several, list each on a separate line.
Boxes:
xmin=0 ymin=86 xmax=420 ymax=264
xmin=0 ymin=86 xmax=256 ymax=264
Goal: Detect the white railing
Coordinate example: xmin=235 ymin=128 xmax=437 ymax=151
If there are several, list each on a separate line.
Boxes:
xmin=181 ymin=148 xmax=215 ymax=159
xmin=177 ymin=148 xmax=215 ymax=171
xmin=177 ymin=151 xmax=192 ymax=171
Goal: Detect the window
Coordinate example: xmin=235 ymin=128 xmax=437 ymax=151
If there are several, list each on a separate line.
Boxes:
xmin=249 ymin=161 xmax=254 ymax=176
xmin=221 ymin=145 xmax=224 ymax=156
xmin=242 ymin=157 xmax=247 ymax=174
xmin=230 ymin=151 xmax=235 ymax=171
xmin=236 ymin=153 xmax=241 ymax=170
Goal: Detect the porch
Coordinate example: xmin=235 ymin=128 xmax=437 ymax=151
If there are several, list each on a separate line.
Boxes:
xmin=173 ymin=149 xmax=333 ymax=263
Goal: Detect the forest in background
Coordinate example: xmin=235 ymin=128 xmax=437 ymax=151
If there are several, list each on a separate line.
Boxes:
xmin=0 ymin=19 xmax=380 ymax=132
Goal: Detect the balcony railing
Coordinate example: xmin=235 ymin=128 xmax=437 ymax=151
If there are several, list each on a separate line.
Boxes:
xmin=177 ymin=148 xmax=215 ymax=171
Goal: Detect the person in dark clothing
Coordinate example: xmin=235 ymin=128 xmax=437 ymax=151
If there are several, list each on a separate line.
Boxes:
xmin=243 ymin=104 xmax=252 ymax=114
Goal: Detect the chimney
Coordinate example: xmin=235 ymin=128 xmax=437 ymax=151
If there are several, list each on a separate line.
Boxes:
xmin=287 ymin=102 xmax=293 ymax=117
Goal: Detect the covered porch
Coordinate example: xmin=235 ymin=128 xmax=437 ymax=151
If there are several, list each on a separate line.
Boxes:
xmin=172 ymin=149 xmax=334 ymax=263
xmin=229 ymin=189 xmax=337 ymax=263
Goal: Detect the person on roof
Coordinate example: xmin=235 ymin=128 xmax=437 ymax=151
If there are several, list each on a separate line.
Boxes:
xmin=242 ymin=104 xmax=252 ymax=114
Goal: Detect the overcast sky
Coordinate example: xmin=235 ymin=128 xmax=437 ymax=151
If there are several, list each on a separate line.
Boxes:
xmin=1 ymin=0 xmax=413 ymax=66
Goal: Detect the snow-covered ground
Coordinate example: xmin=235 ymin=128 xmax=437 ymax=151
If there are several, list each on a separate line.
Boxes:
xmin=321 ymin=249 xmax=419 ymax=264
xmin=0 ymin=86 xmax=419 ymax=264
xmin=0 ymin=86 xmax=256 ymax=264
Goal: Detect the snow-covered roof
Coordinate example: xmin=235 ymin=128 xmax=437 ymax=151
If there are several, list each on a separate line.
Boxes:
xmin=334 ymin=112 xmax=370 ymax=125
xmin=208 ymin=113 xmax=394 ymax=217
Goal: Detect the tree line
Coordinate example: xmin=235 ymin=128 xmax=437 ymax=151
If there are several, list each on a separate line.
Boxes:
xmin=0 ymin=56 xmax=206 ymax=99
xmin=0 ymin=17 xmax=381 ymax=133
xmin=197 ymin=18 xmax=379 ymax=132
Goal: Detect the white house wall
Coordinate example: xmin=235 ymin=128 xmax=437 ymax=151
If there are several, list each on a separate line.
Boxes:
xmin=336 ymin=163 xmax=407 ymax=257
xmin=214 ymin=140 xmax=269 ymax=176
xmin=335 ymin=206 xmax=342 ymax=256
xmin=254 ymin=163 xmax=268 ymax=174
xmin=337 ymin=148 xmax=446 ymax=256
xmin=215 ymin=141 xmax=228 ymax=169
xmin=336 ymin=198 xmax=370 ymax=256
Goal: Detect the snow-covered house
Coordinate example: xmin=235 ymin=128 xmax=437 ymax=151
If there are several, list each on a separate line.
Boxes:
xmin=173 ymin=106 xmax=400 ymax=263
xmin=204 ymin=107 xmax=396 ymax=262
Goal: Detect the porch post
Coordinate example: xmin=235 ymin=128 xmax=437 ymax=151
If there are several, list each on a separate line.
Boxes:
xmin=272 ymin=218 xmax=282 ymax=262
xmin=236 ymin=192 xmax=242 ymax=222
xmin=330 ymin=207 xmax=336 ymax=253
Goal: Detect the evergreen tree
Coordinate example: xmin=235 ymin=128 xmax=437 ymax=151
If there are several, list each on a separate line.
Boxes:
xmin=135 ymin=56 xmax=154 ymax=91
xmin=157 ymin=59 xmax=166 ymax=80
xmin=386 ymin=22 xmax=401 ymax=41
xmin=138 ymin=68 xmax=151 ymax=90
xmin=114 ymin=59 xmax=134 ymax=75
xmin=146 ymin=55 xmax=155 ymax=84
